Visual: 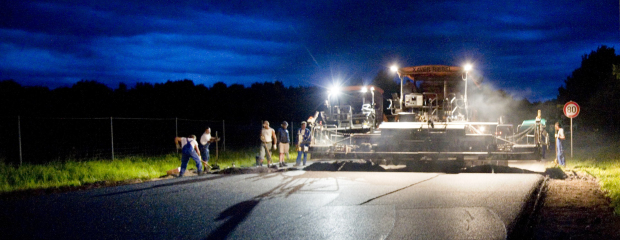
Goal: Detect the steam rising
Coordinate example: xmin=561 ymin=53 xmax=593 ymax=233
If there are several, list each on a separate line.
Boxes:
xmin=467 ymin=80 xmax=538 ymax=125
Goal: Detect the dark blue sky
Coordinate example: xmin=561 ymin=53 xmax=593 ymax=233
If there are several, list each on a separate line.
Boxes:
xmin=1 ymin=0 xmax=617 ymax=101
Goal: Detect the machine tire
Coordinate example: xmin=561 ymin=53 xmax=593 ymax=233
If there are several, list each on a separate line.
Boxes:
xmin=405 ymin=160 xmax=419 ymax=170
xmin=444 ymin=160 xmax=463 ymax=174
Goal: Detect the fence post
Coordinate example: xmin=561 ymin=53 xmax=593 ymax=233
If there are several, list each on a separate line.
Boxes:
xmin=175 ymin=117 xmax=178 ymax=154
xmin=18 ymin=116 xmax=23 ymax=167
xmin=222 ymin=120 xmax=225 ymax=151
xmin=288 ymin=120 xmax=293 ymax=161
xmin=110 ymin=117 xmax=114 ymax=160
xmin=290 ymin=120 xmax=293 ymax=147
xmin=215 ymin=131 xmax=219 ymax=161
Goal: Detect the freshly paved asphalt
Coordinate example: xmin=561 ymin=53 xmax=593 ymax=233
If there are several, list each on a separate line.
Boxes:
xmin=0 ymin=165 xmax=544 ymax=240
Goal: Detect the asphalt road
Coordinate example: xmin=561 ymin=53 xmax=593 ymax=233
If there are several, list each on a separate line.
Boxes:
xmin=1 ymin=167 xmax=544 ymax=240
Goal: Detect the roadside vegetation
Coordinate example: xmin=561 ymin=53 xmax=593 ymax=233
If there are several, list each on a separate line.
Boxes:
xmin=0 ymin=149 xmax=299 ymax=193
xmin=564 ymin=141 xmax=620 ymax=215
xmin=3 ymin=138 xmax=620 ymax=217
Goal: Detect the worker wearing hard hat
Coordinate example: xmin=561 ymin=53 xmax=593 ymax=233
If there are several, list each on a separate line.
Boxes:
xmin=555 ymin=122 xmax=565 ymax=167
xmin=258 ymin=121 xmax=277 ymax=167
xmin=296 ymin=121 xmax=311 ymax=166
xmin=277 ymin=121 xmax=290 ymax=167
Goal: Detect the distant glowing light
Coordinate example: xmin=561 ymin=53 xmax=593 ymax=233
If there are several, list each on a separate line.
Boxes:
xmin=329 ymin=85 xmax=340 ymax=97
xmin=464 ymin=64 xmax=473 ymax=72
xmin=361 ymin=87 xmax=368 ymax=93
xmin=390 ymin=65 xmax=399 ymax=73
xmin=370 ymin=86 xmax=375 ymax=91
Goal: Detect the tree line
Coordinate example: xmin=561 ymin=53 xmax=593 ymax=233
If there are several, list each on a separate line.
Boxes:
xmin=2 ymin=45 xmax=619 ymax=134
xmin=0 ymin=80 xmax=326 ymax=125
xmin=558 ymin=45 xmax=620 ymax=134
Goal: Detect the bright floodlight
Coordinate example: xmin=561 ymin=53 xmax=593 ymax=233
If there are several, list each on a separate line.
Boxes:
xmin=464 ymin=64 xmax=473 ymax=72
xmin=370 ymin=86 xmax=375 ymax=91
xmin=329 ymin=85 xmax=340 ymax=96
xmin=390 ymin=65 xmax=399 ymax=73
xmin=361 ymin=87 xmax=368 ymax=93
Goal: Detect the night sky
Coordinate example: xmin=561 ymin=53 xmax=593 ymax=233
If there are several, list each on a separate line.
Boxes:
xmin=1 ymin=1 xmax=617 ymax=101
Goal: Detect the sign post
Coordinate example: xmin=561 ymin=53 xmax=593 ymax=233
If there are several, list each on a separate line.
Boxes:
xmin=563 ymin=101 xmax=580 ymax=158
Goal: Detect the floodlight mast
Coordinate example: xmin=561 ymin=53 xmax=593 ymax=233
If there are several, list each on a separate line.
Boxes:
xmin=390 ymin=65 xmax=403 ymax=112
xmin=462 ymin=64 xmax=473 ymax=121
xmin=361 ymin=86 xmax=367 ymax=105
xmin=370 ymin=86 xmax=375 ymax=108
xmin=330 ymin=85 xmax=341 ymax=111
xmin=327 ymin=85 xmax=340 ymax=119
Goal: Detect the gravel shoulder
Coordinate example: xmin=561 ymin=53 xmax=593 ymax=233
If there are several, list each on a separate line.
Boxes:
xmin=532 ymin=169 xmax=620 ymax=239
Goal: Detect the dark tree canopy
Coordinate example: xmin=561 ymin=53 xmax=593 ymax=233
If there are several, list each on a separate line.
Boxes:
xmin=0 ymin=79 xmax=323 ymax=125
xmin=2 ymin=45 xmax=619 ymax=145
xmin=558 ymin=45 xmax=620 ymax=133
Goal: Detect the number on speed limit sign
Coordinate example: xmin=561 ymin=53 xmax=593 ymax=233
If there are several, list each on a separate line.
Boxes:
xmin=563 ymin=101 xmax=580 ymax=118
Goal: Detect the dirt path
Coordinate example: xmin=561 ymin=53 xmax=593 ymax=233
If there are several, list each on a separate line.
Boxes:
xmin=532 ymin=170 xmax=620 ymax=239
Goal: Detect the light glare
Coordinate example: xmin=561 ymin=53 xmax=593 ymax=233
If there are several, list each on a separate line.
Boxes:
xmin=390 ymin=65 xmax=398 ymax=73
xmin=329 ymin=85 xmax=340 ymax=96
xmin=464 ymin=64 xmax=473 ymax=72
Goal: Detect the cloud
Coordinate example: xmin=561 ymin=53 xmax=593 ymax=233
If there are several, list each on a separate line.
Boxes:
xmin=0 ymin=0 xmax=617 ymax=102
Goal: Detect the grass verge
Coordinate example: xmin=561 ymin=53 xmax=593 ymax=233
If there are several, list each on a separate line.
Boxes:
xmin=564 ymin=141 xmax=620 ymax=215
xmin=0 ymin=149 xmax=300 ymax=194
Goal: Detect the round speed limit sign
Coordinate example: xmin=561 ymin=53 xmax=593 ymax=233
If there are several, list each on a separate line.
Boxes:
xmin=563 ymin=101 xmax=580 ymax=118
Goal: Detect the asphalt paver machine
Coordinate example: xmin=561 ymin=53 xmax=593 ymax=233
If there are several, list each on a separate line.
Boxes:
xmin=309 ymin=65 xmax=546 ymax=165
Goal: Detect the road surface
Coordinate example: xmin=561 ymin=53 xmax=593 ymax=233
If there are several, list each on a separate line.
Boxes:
xmin=1 ymin=167 xmax=544 ymax=239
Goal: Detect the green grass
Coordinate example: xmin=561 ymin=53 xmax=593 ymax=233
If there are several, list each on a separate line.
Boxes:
xmin=4 ymin=141 xmax=620 ymax=215
xmin=213 ymin=148 xmax=300 ymax=168
xmin=564 ymin=141 xmax=620 ymax=215
xmin=0 ymin=149 xmax=300 ymax=193
xmin=0 ymin=155 xmax=179 ymax=193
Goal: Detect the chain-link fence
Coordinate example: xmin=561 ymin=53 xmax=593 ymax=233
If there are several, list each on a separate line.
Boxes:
xmin=0 ymin=116 xmax=300 ymax=166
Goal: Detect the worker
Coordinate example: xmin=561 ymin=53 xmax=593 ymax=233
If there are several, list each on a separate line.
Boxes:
xmin=199 ymin=127 xmax=219 ymax=172
xmin=555 ymin=122 xmax=565 ymax=167
xmin=541 ymin=127 xmax=549 ymax=159
xmin=403 ymin=79 xmax=414 ymax=95
xmin=258 ymin=121 xmax=277 ymax=167
xmin=296 ymin=121 xmax=311 ymax=166
xmin=174 ymin=135 xmax=203 ymax=177
xmin=277 ymin=121 xmax=290 ymax=167
xmin=307 ymin=116 xmax=315 ymax=127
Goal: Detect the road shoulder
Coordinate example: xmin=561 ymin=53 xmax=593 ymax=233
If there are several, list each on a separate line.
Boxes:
xmin=533 ymin=170 xmax=620 ymax=239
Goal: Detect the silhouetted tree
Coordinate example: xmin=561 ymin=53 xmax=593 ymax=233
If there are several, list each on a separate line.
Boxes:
xmin=558 ymin=45 xmax=620 ymax=133
xmin=0 ymin=80 xmax=24 ymax=116
xmin=371 ymin=69 xmax=399 ymax=98
xmin=56 ymin=80 xmax=114 ymax=117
